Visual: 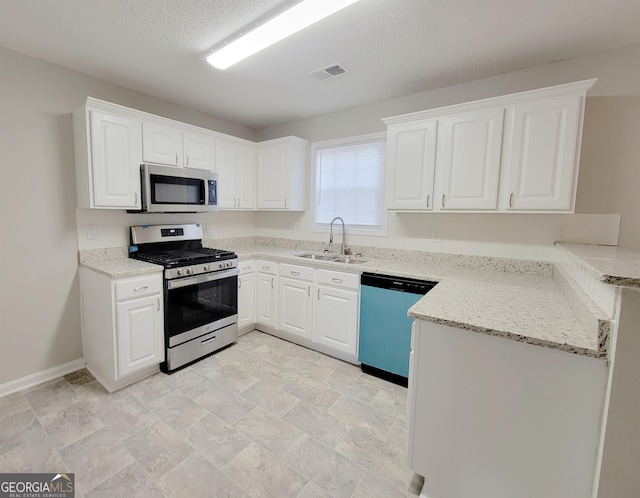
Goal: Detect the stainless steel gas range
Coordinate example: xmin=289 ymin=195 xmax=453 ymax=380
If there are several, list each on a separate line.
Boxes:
xmin=129 ymin=224 xmax=238 ymax=372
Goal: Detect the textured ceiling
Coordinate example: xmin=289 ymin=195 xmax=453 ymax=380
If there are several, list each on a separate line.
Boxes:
xmin=1 ymin=0 xmax=640 ymax=129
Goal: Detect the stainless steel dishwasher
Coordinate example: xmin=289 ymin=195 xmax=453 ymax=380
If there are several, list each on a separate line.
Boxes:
xmin=358 ymin=273 xmax=437 ymax=386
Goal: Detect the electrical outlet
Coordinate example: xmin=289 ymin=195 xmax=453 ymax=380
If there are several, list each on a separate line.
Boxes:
xmin=87 ymin=224 xmax=99 ymax=240
xmin=555 ymin=224 xmax=565 ymax=241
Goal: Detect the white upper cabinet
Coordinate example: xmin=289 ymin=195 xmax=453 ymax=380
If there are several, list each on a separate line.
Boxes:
xmin=385 ymin=120 xmax=438 ymax=210
xmin=504 ymin=94 xmax=582 ymax=211
xmin=216 ymin=138 xmax=255 ymax=209
xmin=142 ymin=121 xmax=183 ymax=167
xmin=383 ymin=79 xmax=596 ymax=213
xmin=142 ymin=122 xmax=215 ymax=170
xmin=437 ymin=108 xmax=504 ymax=211
xmin=183 ymin=130 xmax=216 ymax=171
xmin=73 ymin=107 xmax=142 ymax=209
xmin=256 ymin=136 xmax=309 ymax=211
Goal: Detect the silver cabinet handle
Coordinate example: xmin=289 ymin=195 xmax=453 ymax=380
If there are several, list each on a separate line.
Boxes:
xmin=291 ymin=271 xmax=300 ymax=276
xmin=239 ymin=278 xmax=242 ymax=289
xmin=157 ymin=298 xmax=160 ymax=311
xmin=134 ymin=192 xmax=138 ymax=206
xmin=317 ymin=289 xmax=320 ymax=300
xmin=242 ymin=266 xmax=251 ymax=271
xmin=134 ymin=285 xmax=148 ymax=292
xmin=261 ymin=266 xmax=269 ymax=270
xmin=271 ymin=277 xmax=274 ymax=289
xmin=332 ymin=278 xmax=343 ymax=283
xmin=509 ymin=192 xmax=514 ymax=208
xmin=186 ymin=154 xmax=189 ymax=166
xmin=175 ymin=152 xmax=179 ymax=165
xmin=426 ymin=194 xmax=430 ymax=208
xmin=201 ymin=335 xmax=216 ymax=345
xmin=285 ymin=198 xmax=288 ymax=208
xmin=308 ymin=286 xmax=311 ymax=297
xmin=442 ymin=194 xmax=446 ymax=208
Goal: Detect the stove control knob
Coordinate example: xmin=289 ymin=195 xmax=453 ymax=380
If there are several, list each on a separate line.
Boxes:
xmin=226 ymin=261 xmax=233 ymax=268
xmin=203 ymin=265 xmax=210 ymax=272
xmin=218 ymin=262 xmax=225 ymax=269
xmin=186 ymin=267 xmax=193 ymax=275
xmin=177 ymin=268 xmax=184 ymax=276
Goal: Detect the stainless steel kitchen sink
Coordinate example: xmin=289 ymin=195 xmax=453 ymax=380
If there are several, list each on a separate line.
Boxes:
xmin=294 ymin=253 xmax=368 ymax=264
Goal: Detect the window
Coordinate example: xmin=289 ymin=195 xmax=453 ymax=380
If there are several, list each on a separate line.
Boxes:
xmin=313 ymin=133 xmax=386 ymax=233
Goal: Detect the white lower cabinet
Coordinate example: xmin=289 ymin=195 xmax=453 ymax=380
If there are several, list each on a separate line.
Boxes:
xmin=249 ymin=259 xmax=360 ymax=362
xmin=408 ymin=319 xmax=608 ymax=498
xmin=238 ymin=261 xmax=256 ymax=332
xmin=313 ymin=269 xmax=360 ymax=358
xmin=256 ymin=260 xmax=278 ymax=329
xmin=115 ymin=294 xmax=163 ymax=377
xmin=80 ymin=269 xmax=164 ymax=392
xmin=278 ymin=264 xmax=314 ymax=340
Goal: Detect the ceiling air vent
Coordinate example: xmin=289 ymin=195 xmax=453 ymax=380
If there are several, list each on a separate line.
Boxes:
xmin=308 ymin=63 xmax=348 ymax=81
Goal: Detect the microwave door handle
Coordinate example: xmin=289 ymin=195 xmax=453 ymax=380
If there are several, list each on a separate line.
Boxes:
xmin=167 ymin=268 xmax=239 ymax=290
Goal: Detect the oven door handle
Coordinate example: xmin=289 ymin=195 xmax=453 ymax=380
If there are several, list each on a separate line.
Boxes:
xmin=167 ymin=268 xmax=239 ymax=289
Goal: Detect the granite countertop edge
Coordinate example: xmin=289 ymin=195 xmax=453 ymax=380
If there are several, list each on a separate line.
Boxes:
xmin=556 ymin=243 xmax=640 ymax=289
xmin=80 ymin=259 xmax=163 ymax=278
xmin=78 ymin=245 xmax=607 ymax=359
xmin=238 ymin=247 xmax=607 ymax=359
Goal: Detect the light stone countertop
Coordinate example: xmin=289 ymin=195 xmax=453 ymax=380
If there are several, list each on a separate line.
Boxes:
xmin=557 ymin=243 xmax=640 ymax=288
xmin=77 ymin=242 xmax=607 ymax=358
xmin=235 ymin=245 xmax=606 ymax=358
xmin=80 ymin=258 xmax=163 ymax=278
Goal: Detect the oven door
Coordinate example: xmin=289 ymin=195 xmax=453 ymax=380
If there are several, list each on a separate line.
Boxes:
xmin=165 ymin=267 xmax=238 ymax=347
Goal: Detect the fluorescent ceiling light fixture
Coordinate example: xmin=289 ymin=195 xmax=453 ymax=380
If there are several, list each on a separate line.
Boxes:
xmin=207 ymin=0 xmax=359 ymax=69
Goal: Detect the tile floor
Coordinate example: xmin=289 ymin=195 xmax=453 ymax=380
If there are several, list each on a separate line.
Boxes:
xmin=0 ymin=330 xmax=423 ymax=497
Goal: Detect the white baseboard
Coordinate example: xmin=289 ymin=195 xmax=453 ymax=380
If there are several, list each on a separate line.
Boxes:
xmin=0 ymin=358 xmax=86 ymax=398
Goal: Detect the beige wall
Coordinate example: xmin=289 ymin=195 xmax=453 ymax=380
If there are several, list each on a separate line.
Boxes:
xmin=0 ymin=47 xmax=256 ymax=385
xmin=257 ymin=43 xmax=640 ymax=252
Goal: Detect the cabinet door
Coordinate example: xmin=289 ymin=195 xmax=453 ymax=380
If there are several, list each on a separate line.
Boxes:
xmin=89 ymin=111 xmax=142 ymax=208
xmin=257 ymin=143 xmax=289 ymax=209
xmin=116 ymin=294 xmax=164 ymax=378
xmin=505 ymin=94 xmax=582 ymax=211
xmin=215 ymin=139 xmax=238 ymax=208
xmin=142 ymin=122 xmax=183 ymax=166
xmin=437 ymin=108 xmax=504 ymax=210
xmin=184 ymin=131 xmax=215 ymax=171
xmin=278 ymin=277 xmax=313 ymax=339
xmin=314 ymin=286 xmax=358 ymax=355
xmin=256 ymin=273 xmax=278 ymax=328
xmin=237 ymin=143 xmax=256 ymax=209
xmin=238 ymin=271 xmax=256 ymax=329
xmin=386 ymin=120 xmax=437 ymax=210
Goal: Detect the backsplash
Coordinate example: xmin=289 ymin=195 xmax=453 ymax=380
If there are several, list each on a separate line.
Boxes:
xmin=203 ymin=236 xmax=556 ymax=277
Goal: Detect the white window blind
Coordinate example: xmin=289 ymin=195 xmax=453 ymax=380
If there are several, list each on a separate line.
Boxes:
xmin=315 ymin=138 xmax=385 ymax=230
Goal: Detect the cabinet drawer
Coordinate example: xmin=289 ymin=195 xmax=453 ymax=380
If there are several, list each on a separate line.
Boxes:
xmin=115 ymin=275 xmax=162 ymax=302
xmin=238 ymin=260 xmax=255 ymax=274
xmin=316 ymin=269 xmax=360 ymax=291
xmin=279 ymin=263 xmax=313 ymax=281
xmin=257 ymin=260 xmax=278 ymax=275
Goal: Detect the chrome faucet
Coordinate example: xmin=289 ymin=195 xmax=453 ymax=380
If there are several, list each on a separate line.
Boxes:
xmin=329 ymin=217 xmax=347 ymax=255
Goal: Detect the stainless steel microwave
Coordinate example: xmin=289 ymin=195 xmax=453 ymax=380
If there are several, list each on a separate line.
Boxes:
xmin=130 ymin=164 xmax=218 ymax=213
